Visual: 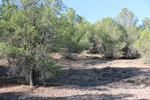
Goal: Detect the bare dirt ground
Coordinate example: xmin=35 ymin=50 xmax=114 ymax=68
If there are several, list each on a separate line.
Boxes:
xmin=0 ymin=53 xmax=150 ymax=100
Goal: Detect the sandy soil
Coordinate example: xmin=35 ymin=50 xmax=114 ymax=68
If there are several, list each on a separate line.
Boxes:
xmin=0 ymin=54 xmax=150 ymax=100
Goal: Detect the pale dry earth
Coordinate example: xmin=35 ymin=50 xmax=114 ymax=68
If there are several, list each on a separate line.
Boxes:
xmin=0 ymin=53 xmax=150 ymax=100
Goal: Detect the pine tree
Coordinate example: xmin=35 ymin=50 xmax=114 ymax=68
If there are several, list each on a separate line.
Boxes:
xmin=0 ymin=0 xmax=64 ymax=86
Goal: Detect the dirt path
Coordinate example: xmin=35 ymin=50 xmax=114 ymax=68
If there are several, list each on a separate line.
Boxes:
xmin=0 ymin=55 xmax=150 ymax=100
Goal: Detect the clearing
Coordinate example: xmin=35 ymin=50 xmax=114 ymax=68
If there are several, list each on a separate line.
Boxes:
xmin=0 ymin=53 xmax=150 ymax=100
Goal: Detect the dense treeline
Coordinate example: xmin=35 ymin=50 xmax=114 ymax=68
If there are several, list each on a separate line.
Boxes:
xmin=0 ymin=0 xmax=150 ymax=85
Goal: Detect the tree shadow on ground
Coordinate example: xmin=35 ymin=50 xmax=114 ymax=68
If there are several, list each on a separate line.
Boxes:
xmin=0 ymin=92 xmax=134 ymax=100
xmin=48 ymin=66 xmax=150 ymax=88
xmin=1 ymin=63 xmax=150 ymax=89
xmin=1 ymin=61 xmax=150 ymax=99
xmin=0 ymin=65 xmax=24 ymax=88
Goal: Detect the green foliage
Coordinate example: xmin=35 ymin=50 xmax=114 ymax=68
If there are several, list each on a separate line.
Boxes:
xmin=0 ymin=0 xmax=64 ymax=85
xmin=116 ymin=8 xmax=138 ymax=26
xmin=59 ymin=8 xmax=89 ymax=55
xmin=116 ymin=8 xmax=140 ymax=58
xmin=135 ymin=30 xmax=150 ymax=63
xmin=102 ymin=18 xmax=126 ymax=57
xmin=88 ymin=18 xmax=126 ymax=57
xmin=142 ymin=17 xmax=150 ymax=30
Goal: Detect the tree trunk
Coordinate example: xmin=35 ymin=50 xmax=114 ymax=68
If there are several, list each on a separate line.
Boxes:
xmin=30 ymin=67 xmax=35 ymax=86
